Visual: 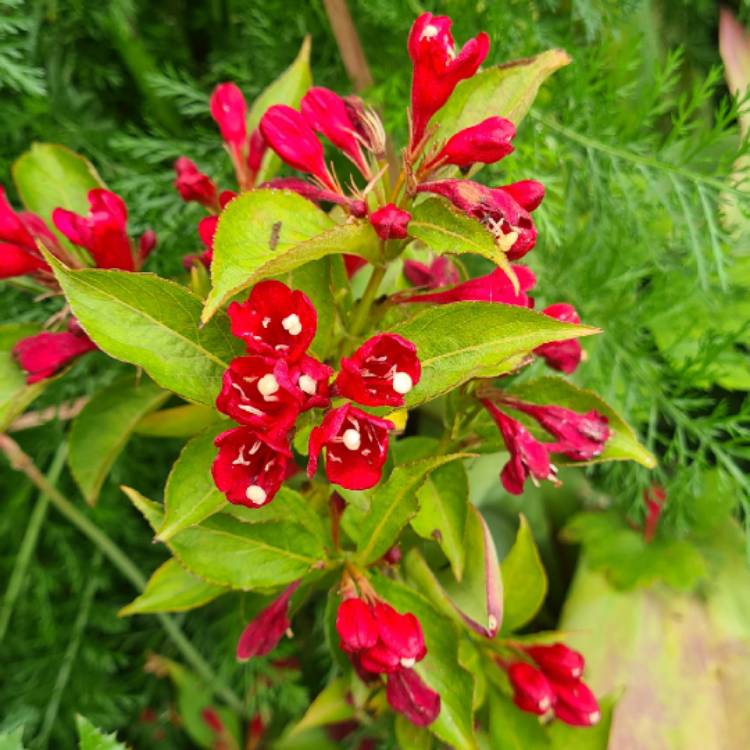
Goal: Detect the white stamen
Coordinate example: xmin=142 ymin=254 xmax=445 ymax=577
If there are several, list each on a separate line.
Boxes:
xmin=539 ymin=696 xmax=552 ymax=712
xmin=262 ymin=316 xmax=271 ymax=328
xmin=299 ymin=374 xmax=316 ymax=395
xmin=392 ymin=371 xmax=413 ymax=395
xmin=421 ymin=23 xmax=439 ymax=39
xmin=487 ymin=614 xmax=498 ymax=632
xmin=342 ymin=428 xmax=361 ymax=451
xmin=257 ymin=373 xmax=279 ymax=397
xmin=245 ymin=485 xmax=267 ymax=505
xmin=588 ymin=711 xmax=600 ymax=724
xmin=281 ymin=313 xmax=302 ymax=336
xmin=400 ymin=657 xmax=415 ymax=668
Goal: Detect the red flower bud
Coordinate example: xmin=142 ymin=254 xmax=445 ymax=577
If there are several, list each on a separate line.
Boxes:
xmin=398 ymin=266 xmax=535 ymax=307
xmin=227 ymin=280 xmax=317 ymax=362
xmin=212 ymin=427 xmax=290 ymax=507
xmin=482 ymin=400 xmax=557 ymax=495
xmin=12 ymin=327 xmax=97 ymax=384
xmin=403 ymin=256 xmax=460 ymax=289
xmin=236 ymin=580 xmax=300 ymax=661
xmin=386 ymin=668 xmax=441 ymax=726
xmin=53 ymin=189 xmax=135 ymax=271
xmin=427 ymin=117 xmax=515 ymax=170
xmin=290 ymin=354 xmax=333 ymax=411
xmin=183 ymin=215 xmax=217 ymax=269
xmin=372 ymin=601 xmax=426 ymax=667
xmin=247 ymin=128 xmax=267 ymax=178
xmin=344 ymin=254 xmax=368 ymax=278
xmin=262 ymin=177 xmax=366 ymax=216
xmin=500 ymin=180 xmax=545 ymax=211
xmin=643 ymin=485 xmax=667 ymax=543
xmin=307 ymin=404 xmax=393 ymax=490
xmin=416 ymin=179 xmax=538 ymax=260
xmin=301 ymin=87 xmax=369 ymax=175
xmin=210 ymin=83 xmax=248 ymax=152
xmin=551 ymin=679 xmax=600 ymax=726
xmin=173 ymin=157 xmax=219 ymax=210
xmin=215 ymin=355 xmax=303 ymax=439
xmin=507 ymin=662 xmax=555 ymax=715
xmin=260 ymin=105 xmax=335 ymax=190
xmin=336 ymin=597 xmax=378 ymax=653
xmin=534 ymin=303 xmax=583 ymax=374
xmin=369 ymin=204 xmax=411 ymax=241
xmin=335 ymin=333 xmax=421 ymax=407
xmin=408 ymin=13 xmax=489 ymax=148
xmin=525 ymin=643 xmax=585 ymax=683
xmin=138 ymin=230 xmax=157 ymax=265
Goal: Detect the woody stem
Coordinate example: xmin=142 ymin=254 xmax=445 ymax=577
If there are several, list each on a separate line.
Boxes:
xmin=350 ymin=264 xmax=386 ymax=337
xmin=0 ymin=432 xmax=246 ymax=716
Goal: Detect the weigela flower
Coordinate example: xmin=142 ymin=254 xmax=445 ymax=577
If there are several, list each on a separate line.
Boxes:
xmin=307 ymin=404 xmax=393 ymax=490
xmin=398 ymin=266 xmax=535 ymax=307
xmin=182 ymin=215 xmax=218 ymax=270
xmin=173 ymin=157 xmax=220 ymax=211
xmin=13 ymin=322 xmax=97 ymax=384
xmin=482 ymin=400 xmax=557 ymax=495
xmin=403 ymin=256 xmax=460 ymax=290
xmin=551 ymin=679 xmax=600 ymax=726
xmin=247 ymin=128 xmax=267 ymax=178
xmin=335 ymin=333 xmax=421 ymax=407
xmin=416 ymin=179 xmax=538 ymax=260
xmin=507 ymin=662 xmax=555 ymax=715
xmin=386 ymin=668 xmax=441 ymax=727
xmin=336 ymin=597 xmax=379 ymax=653
xmin=53 ymin=189 xmax=149 ymax=271
xmin=236 ymin=580 xmax=301 ymax=661
xmin=424 ymin=117 xmax=516 ymax=171
xmin=534 ymin=303 xmax=583 ymax=374
xmin=210 ymin=82 xmax=248 ymax=154
xmin=501 ymin=180 xmax=545 ymax=211
xmin=369 ymin=204 xmax=412 ymax=241
xmin=524 ymin=643 xmax=585 ymax=683
xmin=408 ymin=13 xmax=490 ymax=148
xmin=215 ymin=355 xmax=303 ymax=439
xmin=301 ymin=87 xmax=369 ymax=175
xmin=291 ymin=355 xmax=333 ymax=411
xmin=343 ymin=96 xmax=387 ymax=158
xmin=260 ymin=105 xmax=336 ymax=190
xmin=503 ymin=399 xmax=610 ymax=461
xmin=211 ymin=426 xmax=290 ymax=507
xmin=228 ymin=280 xmax=317 ymax=362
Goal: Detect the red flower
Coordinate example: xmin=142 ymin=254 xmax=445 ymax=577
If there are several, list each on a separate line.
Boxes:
xmin=290 ymin=355 xmax=333 ymax=411
xmin=0 ymin=186 xmax=55 ymax=278
xmin=212 ymin=427 xmax=290 ymax=507
xmin=398 ymin=266 xmax=535 ymax=307
xmin=173 ymin=157 xmax=219 ymax=211
xmin=503 ymin=399 xmax=610 ymax=461
xmin=643 ymin=485 xmax=667 ymax=543
xmin=407 ymin=13 xmax=489 ymax=148
xmin=336 ymin=597 xmax=379 ymax=653
xmin=13 ymin=323 xmax=97 ymax=384
xmin=425 ymin=117 xmax=515 ymax=171
xmin=551 ymin=679 xmax=600 ymax=726
xmin=403 ymin=256 xmax=460 ymax=289
xmin=246 ymin=128 xmax=267 ymax=179
xmin=386 ymin=668 xmax=441 ymax=727
xmin=53 ymin=189 xmax=142 ymax=271
xmin=228 ymin=280 xmax=317 ymax=362
xmin=534 ymin=303 xmax=583 ymax=374
xmin=335 ymin=333 xmax=421 ymax=407
xmin=482 ymin=400 xmax=557 ymax=495
xmin=524 ymin=643 xmax=585 ymax=683
xmin=301 ymin=87 xmax=369 ymax=175
xmin=501 ymin=180 xmax=545 ymax=211
xmin=236 ymin=580 xmax=300 ymax=661
xmin=416 ymin=179 xmax=539 ymax=260
xmin=183 ymin=215 xmax=217 ymax=270
xmin=307 ymin=404 xmax=393 ymax=490
xmin=210 ymin=82 xmax=248 ymax=153
xmin=260 ymin=105 xmax=336 ymax=191
xmin=215 ymin=356 xmax=303 ymax=439
xmin=369 ymin=204 xmax=412 ymax=241
xmin=262 ymin=177 xmax=367 ymax=217
xmin=344 ymin=254 xmax=368 ymax=278
xmin=508 ymin=662 xmax=555 ymax=715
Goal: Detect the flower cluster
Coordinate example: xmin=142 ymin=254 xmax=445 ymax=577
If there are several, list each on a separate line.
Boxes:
xmin=336 ymin=596 xmax=439 ymax=726
xmin=505 ymin=643 xmax=600 ymax=727
xmin=211 ymin=280 xmax=421 ymax=506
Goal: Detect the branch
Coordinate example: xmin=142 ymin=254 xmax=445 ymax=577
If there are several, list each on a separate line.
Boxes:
xmin=322 ymin=0 xmax=373 ymax=92
xmin=9 ymin=396 xmax=89 ymax=432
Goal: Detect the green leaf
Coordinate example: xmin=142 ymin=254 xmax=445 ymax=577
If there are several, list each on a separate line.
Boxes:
xmin=0 ymin=323 xmax=47 ymax=431
xmin=411 ymin=458 xmax=469 ymax=580
xmin=134 ymin=403 xmax=220 ymax=438
xmin=119 ymin=558 xmax=225 ymax=615
xmin=356 ymin=453 xmax=469 ymax=564
xmin=204 ymin=190 xmax=379 ymax=321
xmin=373 ymin=576 xmax=477 ymax=750
xmin=562 ymin=511 xmax=707 ymax=592
xmin=409 ymin=198 xmax=515 ymax=273
xmin=489 ymin=690 xmax=550 ymax=750
xmin=75 ymin=715 xmax=126 ymax=750
xmin=286 ymin=677 xmax=355 ymax=738
xmin=68 ymin=378 xmax=170 ymax=505
xmin=392 ymin=302 xmax=598 ymax=407
xmin=0 ymin=727 xmax=26 ymax=750
xmin=122 ymin=487 xmax=327 ymax=590
xmin=433 ymin=49 xmax=571 ymax=138
xmin=394 ymin=715 xmax=433 ymax=750
xmin=46 ymin=256 xmax=242 ymax=405
xmin=12 ymin=143 xmax=104 ymax=225
xmin=510 ymin=377 xmax=656 ymax=469
xmin=157 ymin=427 xmax=227 ymax=542
xmin=501 ymin=514 xmax=548 ymax=633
